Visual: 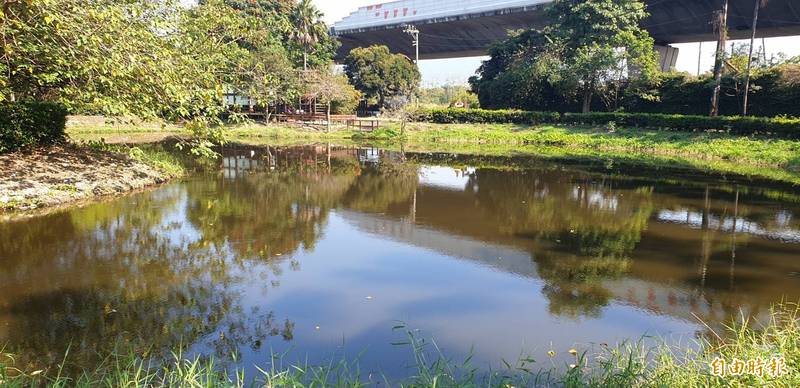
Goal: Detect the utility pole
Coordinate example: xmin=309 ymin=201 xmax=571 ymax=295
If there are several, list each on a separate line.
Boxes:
xmin=404 ymin=24 xmax=420 ymax=108
xmin=710 ymin=0 xmax=729 ymax=117
xmin=697 ymin=41 xmax=703 ymax=76
xmin=403 ymin=25 xmax=420 ymax=64
xmin=743 ymin=0 xmax=767 ymax=116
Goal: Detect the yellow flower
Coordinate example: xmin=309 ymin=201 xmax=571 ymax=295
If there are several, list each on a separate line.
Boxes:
xmin=569 ymin=348 xmax=578 ymax=356
xmin=547 ymin=350 xmax=556 ymax=358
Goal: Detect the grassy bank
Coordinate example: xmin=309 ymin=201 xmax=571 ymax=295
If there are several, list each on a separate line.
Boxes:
xmin=83 ymin=141 xmax=191 ymax=179
xmin=58 ymin=120 xmax=800 ymax=198
xmin=2 ymin=305 xmax=798 ymax=387
xmin=217 ymin=122 xmax=800 ymax=185
xmin=375 ymin=122 xmax=800 ymax=170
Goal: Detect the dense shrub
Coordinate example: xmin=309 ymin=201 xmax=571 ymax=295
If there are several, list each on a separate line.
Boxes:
xmin=412 ymin=108 xmax=800 ymax=138
xmin=624 ymin=66 xmax=800 ymax=117
xmin=0 ymin=102 xmax=68 ymax=153
xmin=411 ymin=108 xmax=560 ymax=125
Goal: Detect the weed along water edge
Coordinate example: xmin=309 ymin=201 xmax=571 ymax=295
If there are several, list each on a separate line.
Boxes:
xmin=1 ymin=144 xmax=799 ymax=386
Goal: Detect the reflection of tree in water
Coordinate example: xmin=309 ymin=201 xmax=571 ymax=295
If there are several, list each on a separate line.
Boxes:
xmin=0 ymin=189 xmax=251 ymax=369
xmin=0 ymin=174 xmax=354 ymax=370
xmin=0 ymin=148 xmax=420 ymax=371
xmin=341 ymin=160 xmax=419 ymax=214
xmin=469 ymin=170 xmax=655 ymax=318
xmin=186 ymin=164 xmax=358 ymax=258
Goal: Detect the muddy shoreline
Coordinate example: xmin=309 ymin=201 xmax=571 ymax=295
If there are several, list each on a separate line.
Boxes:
xmin=0 ymin=144 xmax=171 ymax=212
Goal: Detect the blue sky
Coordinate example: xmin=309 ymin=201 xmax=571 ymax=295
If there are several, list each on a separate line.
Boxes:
xmin=316 ymin=0 xmax=800 ymax=87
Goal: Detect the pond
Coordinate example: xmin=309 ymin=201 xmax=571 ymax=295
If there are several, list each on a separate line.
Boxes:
xmin=1 ymin=144 xmax=799 ymax=380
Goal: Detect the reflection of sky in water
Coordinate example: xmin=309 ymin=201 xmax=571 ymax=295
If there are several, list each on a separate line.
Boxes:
xmin=572 ymin=186 xmax=619 ymax=211
xmin=196 ymin=214 xmax=699 ymax=379
xmin=418 ymin=166 xmax=475 ymax=191
xmin=658 ymin=209 xmax=800 ymax=243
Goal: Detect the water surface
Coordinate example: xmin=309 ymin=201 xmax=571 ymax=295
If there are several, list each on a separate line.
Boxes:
xmin=1 ymin=144 xmax=799 ymax=379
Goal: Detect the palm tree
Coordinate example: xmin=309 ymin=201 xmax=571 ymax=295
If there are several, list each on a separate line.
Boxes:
xmin=292 ymin=0 xmax=325 ymax=71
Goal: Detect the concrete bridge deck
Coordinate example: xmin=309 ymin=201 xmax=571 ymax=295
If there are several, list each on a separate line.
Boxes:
xmin=331 ymin=0 xmax=800 ymax=61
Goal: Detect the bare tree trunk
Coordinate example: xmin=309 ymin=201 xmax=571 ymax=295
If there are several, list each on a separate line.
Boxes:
xmin=582 ymin=88 xmax=592 ymax=113
xmin=742 ymin=0 xmax=762 ymax=116
xmin=326 ymin=102 xmax=331 ymax=133
xmin=303 ymin=50 xmax=308 ymax=71
xmin=710 ymin=0 xmax=729 ymax=117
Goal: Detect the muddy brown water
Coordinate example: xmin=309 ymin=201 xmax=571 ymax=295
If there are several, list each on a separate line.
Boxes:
xmin=1 ymin=144 xmax=799 ymax=379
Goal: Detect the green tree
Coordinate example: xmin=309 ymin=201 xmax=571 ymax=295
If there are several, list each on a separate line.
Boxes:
xmin=291 ymin=0 xmax=327 ymax=71
xmin=215 ymin=0 xmax=336 ymax=71
xmin=1 ymin=0 xmax=333 ymax=121
xmin=344 ymin=45 xmax=420 ymax=109
xmin=0 ymin=0 xmax=197 ymax=117
xmin=469 ymin=30 xmax=557 ymax=110
xmin=303 ymin=70 xmax=361 ymax=130
xmin=418 ymin=84 xmax=478 ymax=108
xmin=0 ymin=0 xmax=261 ymax=122
xmin=222 ymin=0 xmax=295 ymax=18
xmin=543 ymin=0 xmax=658 ymax=112
xmin=206 ymin=0 xmax=302 ymax=114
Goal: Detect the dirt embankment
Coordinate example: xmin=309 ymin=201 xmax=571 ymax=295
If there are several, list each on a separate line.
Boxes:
xmin=0 ymin=144 xmax=169 ymax=211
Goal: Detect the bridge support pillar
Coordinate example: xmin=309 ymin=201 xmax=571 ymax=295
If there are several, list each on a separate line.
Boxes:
xmin=655 ymin=45 xmax=679 ymax=72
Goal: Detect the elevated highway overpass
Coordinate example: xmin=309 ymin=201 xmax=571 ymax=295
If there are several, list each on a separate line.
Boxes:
xmin=331 ymin=0 xmax=800 ymax=68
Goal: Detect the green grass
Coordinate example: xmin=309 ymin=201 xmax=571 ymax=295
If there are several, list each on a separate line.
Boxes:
xmin=218 ymin=122 xmax=800 ymax=183
xmin=2 ymin=305 xmax=798 ymax=387
xmin=355 ymin=123 xmax=800 ymax=186
xmin=122 ymin=145 xmax=186 ymax=178
xmin=67 ymin=121 xmax=800 ymax=185
xmin=81 ymin=140 xmax=190 ymax=178
xmin=386 ymin=122 xmax=800 ymax=169
xmin=226 ymin=123 xmax=359 ymax=141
